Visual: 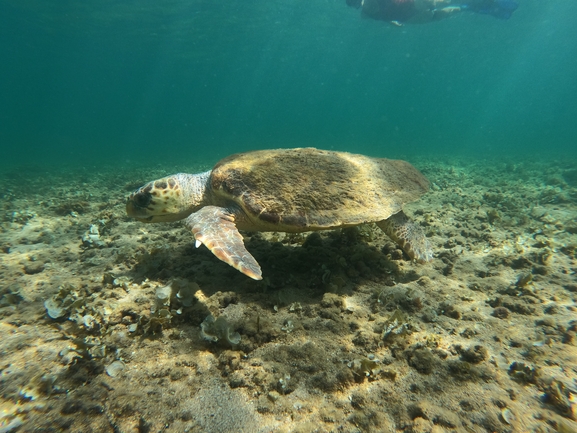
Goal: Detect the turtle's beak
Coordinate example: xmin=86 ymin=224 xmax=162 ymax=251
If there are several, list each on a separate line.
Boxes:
xmin=126 ymin=197 xmax=154 ymax=222
xmin=126 ymin=191 xmax=192 ymax=223
xmin=126 ymin=186 xmax=154 ymax=220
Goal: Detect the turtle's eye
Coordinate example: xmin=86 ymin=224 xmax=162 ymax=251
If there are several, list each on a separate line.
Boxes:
xmin=132 ymin=192 xmax=152 ymax=208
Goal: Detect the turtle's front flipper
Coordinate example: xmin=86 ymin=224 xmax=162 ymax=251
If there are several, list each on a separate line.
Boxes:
xmin=185 ymin=206 xmax=262 ymax=280
xmin=377 ymin=211 xmax=433 ymax=263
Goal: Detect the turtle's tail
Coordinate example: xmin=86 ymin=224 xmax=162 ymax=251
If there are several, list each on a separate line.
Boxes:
xmin=377 ymin=211 xmax=433 ymax=263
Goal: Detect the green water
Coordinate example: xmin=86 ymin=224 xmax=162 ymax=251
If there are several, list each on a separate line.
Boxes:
xmin=1 ymin=0 xmax=576 ymax=168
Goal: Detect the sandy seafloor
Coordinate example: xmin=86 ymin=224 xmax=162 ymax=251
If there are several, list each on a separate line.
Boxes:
xmin=0 ymin=155 xmax=576 ymax=433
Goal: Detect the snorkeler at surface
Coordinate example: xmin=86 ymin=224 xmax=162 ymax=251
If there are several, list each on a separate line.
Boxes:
xmin=346 ymin=0 xmax=518 ymax=25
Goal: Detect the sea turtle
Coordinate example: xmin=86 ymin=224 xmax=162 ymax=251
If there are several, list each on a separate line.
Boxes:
xmin=126 ymin=148 xmax=432 ymax=280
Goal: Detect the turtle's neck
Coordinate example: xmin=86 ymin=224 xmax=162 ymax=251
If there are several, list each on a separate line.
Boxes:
xmin=177 ymin=170 xmax=211 ymax=211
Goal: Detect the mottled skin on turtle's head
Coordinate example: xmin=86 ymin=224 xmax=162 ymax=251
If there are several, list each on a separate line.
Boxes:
xmin=126 ymin=171 xmax=210 ymax=223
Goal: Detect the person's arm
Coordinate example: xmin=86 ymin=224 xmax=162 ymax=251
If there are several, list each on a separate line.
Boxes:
xmin=432 ymin=5 xmax=462 ymax=19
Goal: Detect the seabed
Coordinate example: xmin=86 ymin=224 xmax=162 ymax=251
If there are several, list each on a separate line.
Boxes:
xmin=0 ymin=156 xmax=576 ymax=432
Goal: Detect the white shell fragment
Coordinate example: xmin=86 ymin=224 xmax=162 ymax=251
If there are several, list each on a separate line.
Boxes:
xmin=500 ymin=408 xmax=514 ymax=424
xmin=200 ymin=314 xmax=241 ymax=345
xmin=156 ymin=284 xmax=172 ymax=302
xmin=0 ymin=415 xmax=23 ymax=433
xmin=106 ymin=360 xmax=126 ymax=378
xmin=83 ymin=314 xmax=97 ymax=330
xmin=81 ymin=224 xmax=106 ymax=248
xmin=44 ymin=298 xmax=66 ymax=319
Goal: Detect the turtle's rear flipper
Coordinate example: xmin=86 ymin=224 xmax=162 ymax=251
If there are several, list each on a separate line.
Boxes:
xmin=186 ymin=206 xmax=263 ymax=280
xmin=377 ymin=211 xmax=433 ymax=263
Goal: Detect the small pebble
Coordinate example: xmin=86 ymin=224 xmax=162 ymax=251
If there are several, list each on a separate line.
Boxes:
xmin=492 ymin=307 xmax=510 ymax=319
xmin=24 ymin=262 xmax=45 ymax=275
xmin=268 ymin=391 xmax=280 ymax=402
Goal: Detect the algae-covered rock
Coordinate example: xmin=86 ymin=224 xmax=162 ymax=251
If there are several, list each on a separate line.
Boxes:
xmin=143 ymin=308 xmax=172 ymax=334
xmin=153 ymin=278 xmax=199 ymax=315
xmin=0 ymin=286 xmax=23 ymax=307
xmin=44 ymin=284 xmax=85 ymax=320
xmin=349 ymin=358 xmax=379 ymax=378
xmin=457 ymin=345 xmax=488 ymax=364
xmin=406 ymin=347 xmax=437 ymax=374
xmin=542 ymin=379 xmax=577 ymax=420
xmin=508 ymin=361 xmax=539 ymax=384
xmin=175 ymin=279 xmax=198 ymax=307
xmin=200 ymin=315 xmax=241 ymax=346
xmin=381 ymin=309 xmax=414 ymax=342
xmin=373 ymin=284 xmax=424 ymax=313
xmin=141 ymin=279 xmax=202 ymax=334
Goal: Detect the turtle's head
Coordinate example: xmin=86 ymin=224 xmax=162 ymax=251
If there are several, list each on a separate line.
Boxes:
xmin=126 ymin=172 xmax=209 ymax=223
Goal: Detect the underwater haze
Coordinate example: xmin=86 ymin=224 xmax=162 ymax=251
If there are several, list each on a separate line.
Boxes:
xmin=3 ymin=2 xmax=577 ymax=431
xmin=1 ymin=0 xmax=576 ymax=167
